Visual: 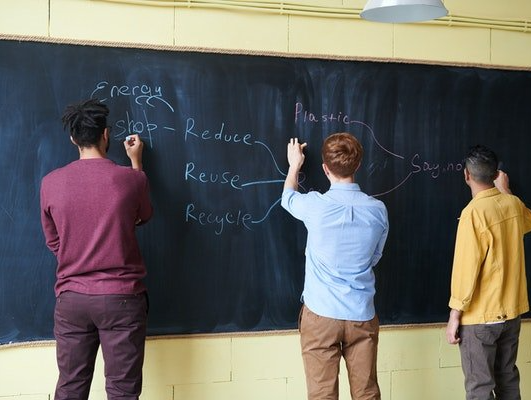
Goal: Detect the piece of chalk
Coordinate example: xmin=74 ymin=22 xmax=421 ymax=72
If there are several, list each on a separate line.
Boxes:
xmin=126 ymin=135 xmax=132 ymax=141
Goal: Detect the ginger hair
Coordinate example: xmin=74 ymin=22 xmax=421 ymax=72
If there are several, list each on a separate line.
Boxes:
xmin=321 ymin=133 xmax=363 ymax=178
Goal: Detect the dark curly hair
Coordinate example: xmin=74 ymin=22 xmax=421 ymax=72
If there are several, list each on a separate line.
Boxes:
xmin=61 ymin=98 xmax=109 ymax=148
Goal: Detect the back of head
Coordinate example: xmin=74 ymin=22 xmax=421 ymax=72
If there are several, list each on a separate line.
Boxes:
xmin=62 ymin=98 xmax=109 ymax=148
xmin=464 ymin=145 xmax=498 ymax=185
xmin=321 ymin=132 xmax=363 ymax=178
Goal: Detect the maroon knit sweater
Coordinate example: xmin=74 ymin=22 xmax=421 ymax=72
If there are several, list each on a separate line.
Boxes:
xmin=40 ymin=158 xmax=153 ymax=296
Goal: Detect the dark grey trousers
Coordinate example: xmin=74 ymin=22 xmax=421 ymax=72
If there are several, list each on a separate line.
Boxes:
xmin=459 ymin=317 xmax=521 ymax=400
xmin=53 ymin=291 xmax=148 ymax=400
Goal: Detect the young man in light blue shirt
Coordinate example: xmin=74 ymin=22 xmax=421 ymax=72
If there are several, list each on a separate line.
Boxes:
xmin=282 ymin=133 xmax=388 ymax=400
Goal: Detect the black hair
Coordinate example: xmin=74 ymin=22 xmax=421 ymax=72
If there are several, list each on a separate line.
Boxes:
xmin=61 ymin=98 xmax=109 ymax=148
xmin=464 ymin=145 xmax=499 ymax=185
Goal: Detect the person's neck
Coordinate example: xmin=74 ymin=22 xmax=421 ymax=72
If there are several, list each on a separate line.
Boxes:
xmin=328 ymin=175 xmax=355 ymax=184
xmin=470 ymin=182 xmax=494 ymax=198
xmin=79 ymin=146 xmax=106 ymax=160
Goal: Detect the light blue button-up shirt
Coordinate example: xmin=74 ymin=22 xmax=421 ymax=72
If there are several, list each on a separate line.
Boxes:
xmin=282 ymin=183 xmax=389 ymax=321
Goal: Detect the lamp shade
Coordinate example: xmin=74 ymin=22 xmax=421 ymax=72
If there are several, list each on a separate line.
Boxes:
xmin=361 ymin=0 xmax=448 ymax=23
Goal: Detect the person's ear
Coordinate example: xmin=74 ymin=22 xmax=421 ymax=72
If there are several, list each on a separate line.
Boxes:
xmin=322 ymin=163 xmax=330 ymax=176
xmin=464 ymin=167 xmax=470 ymax=182
xmin=70 ymin=136 xmax=77 ymax=146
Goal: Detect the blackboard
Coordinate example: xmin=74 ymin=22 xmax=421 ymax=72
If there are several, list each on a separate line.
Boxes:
xmin=1 ymin=38 xmax=531 ymax=344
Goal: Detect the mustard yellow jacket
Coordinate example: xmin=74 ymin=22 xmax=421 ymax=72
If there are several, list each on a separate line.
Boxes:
xmin=449 ymin=187 xmax=531 ymax=325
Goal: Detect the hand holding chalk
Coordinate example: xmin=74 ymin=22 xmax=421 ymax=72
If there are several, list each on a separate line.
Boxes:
xmin=286 ymin=137 xmax=307 ymax=170
xmin=124 ymin=133 xmax=144 ymax=171
xmin=494 ymin=169 xmax=512 ymax=194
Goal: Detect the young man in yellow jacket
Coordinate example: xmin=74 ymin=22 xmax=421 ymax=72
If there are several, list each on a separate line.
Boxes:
xmin=446 ymin=145 xmax=531 ymax=400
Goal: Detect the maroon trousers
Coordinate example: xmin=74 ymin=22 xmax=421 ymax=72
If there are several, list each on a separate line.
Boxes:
xmin=53 ymin=291 xmax=148 ymax=400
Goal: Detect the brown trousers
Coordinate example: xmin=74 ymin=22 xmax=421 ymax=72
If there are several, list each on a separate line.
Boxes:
xmin=300 ymin=305 xmax=381 ymax=400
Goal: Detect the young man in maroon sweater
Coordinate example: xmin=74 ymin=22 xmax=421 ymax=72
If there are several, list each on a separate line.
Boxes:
xmin=40 ymin=98 xmax=153 ymax=400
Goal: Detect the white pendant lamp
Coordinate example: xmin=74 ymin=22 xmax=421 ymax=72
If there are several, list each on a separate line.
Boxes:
xmin=361 ymin=0 xmax=448 ymax=23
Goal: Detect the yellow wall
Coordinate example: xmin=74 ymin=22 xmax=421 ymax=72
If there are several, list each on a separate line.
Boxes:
xmin=1 ymin=1 xmax=531 ymax=399
xmin=1 ymin=324 xmax=530 ymax=399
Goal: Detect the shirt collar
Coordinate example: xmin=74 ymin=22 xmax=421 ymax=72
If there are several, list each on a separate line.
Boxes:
xmin=473 ymin=187 xmax=500 ymax=200
xmin=330 ymin=182 xmax=360 ymax=191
